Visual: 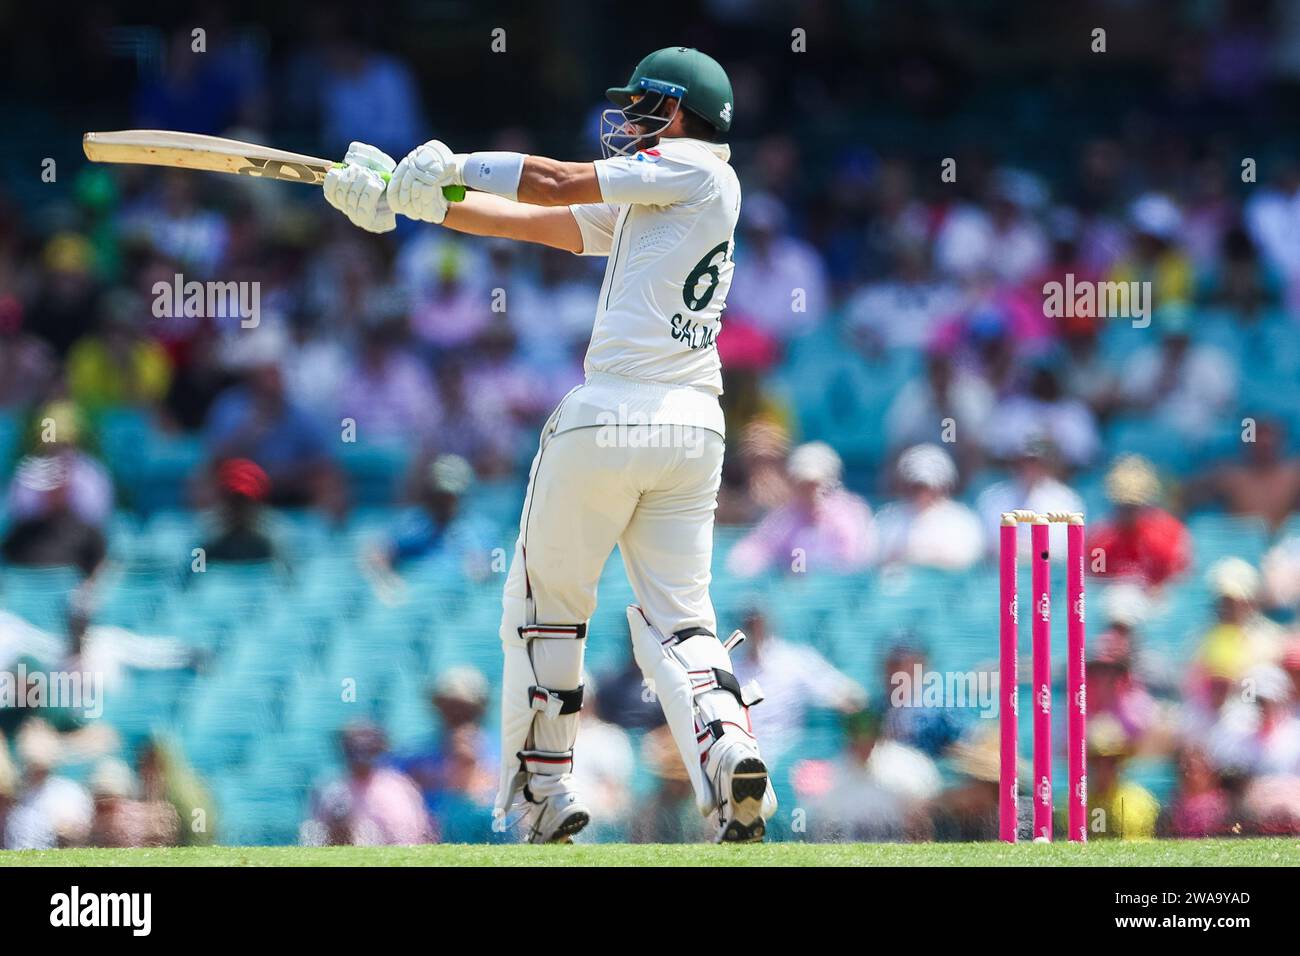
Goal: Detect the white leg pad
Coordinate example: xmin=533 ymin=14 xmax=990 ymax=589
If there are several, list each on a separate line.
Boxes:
xmin=627 ymin=605 xmax=758 ymax=816
xmin=494 ymin=623 xmax=587 ymax=814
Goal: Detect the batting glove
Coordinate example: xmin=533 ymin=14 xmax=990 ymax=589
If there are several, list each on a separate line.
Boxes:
xmin=389 ymin=140 xmax=460 ymax=224
xmin=323 ymin=142 xmax=397 ymax=234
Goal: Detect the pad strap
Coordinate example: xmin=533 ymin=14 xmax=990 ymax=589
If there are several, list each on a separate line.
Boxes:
xmin=519 ymin=748 xmax=574 ymax=776
xmin=686 ymin=667 xmax=763 ymax=706
xmin=528 ymin=684 xmax=585 ymax=718
xmin=519 ymin=623 xmax=587 ymax=641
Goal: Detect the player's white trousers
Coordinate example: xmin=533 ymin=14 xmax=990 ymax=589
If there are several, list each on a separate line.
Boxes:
xmin=493 ymin=398 xmax=727 ymax=818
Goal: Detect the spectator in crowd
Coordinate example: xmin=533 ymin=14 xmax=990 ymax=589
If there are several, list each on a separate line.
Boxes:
xmin=874 ymin=444 xmax=983 ymax=570
xmin=982 ymin=356 xmax=1100 ymax=469
xmin=203 ymin=357 xmax=344 ymax=516
xmin=1162 ymin=747 xmax=1234 ymax=838
xmin=1202 ymin=226 xmax=1282 ymax=323
xmin=1087 ymin=715 xmax=1160 ymax=840
xmin=1262 ymin=533 xmax=1300 ymax=615
xmin=0 ymin=733 xmax=15 ymax=840
xmin=1057 ymin=310 xmax=1123 ymax=420
xmin=1243 ymin=162 xmax=1300 ymax=313
xmin=62 ymin=606 xmax=203 ymax=696
xmin=1086 ymin=627 xmax=1160 ymax=751
xmin=132 ymin=28 xmax=255 ymax=135
xmin=729 ymin=607 xmax=868 ymax=769
xmin=845 ymin=241 xmax=960 ymax=352
xmin=0 ymin=609 xmax=66 ymax=672
xmin=318 ymin=31 xmax=425 ymax=157
xmin=86 ymin=758 xmax=180 ymax=848
xmin=567 ymin=679 xmax=635 ymax=841
xmin=423 ymin=358 xmax=517 ymax=478
xmin=727 ymin=442 xmax=875 ymax=577
xmin=1118 ymin=311 xmax=1237 ymax=442
xmin=2 ymin=414 xmax=111 ymax=578
xmin=1284 ymin=637 xmax=1300 ymax=703
xmin=5 ymin=401 xmax=113 ymax=528
xmin=1110 ymin=193 xmax=1196 ymax=311
xmin=162 ymin=317 xmax=232 ymax=432
xmin=593 ymin=654 xmax=664 ymax=732
xmin=983 ymin=168 xmax=1050 ymax=285
xmin=67 ymin=290 xmax=173 ymax=417
xmin=717 ymin=324 xmax=786 ymax=438
xmin=197 ymin=458 xmax=284 ymax=564
xmin=715 ymin=419 xmax=791 ymax=526
xmin=0 ymin=656 xmax=118 ymax=760
xmin=136 ymin=737 xmax=216 ymax=847
xmin=3 ymin=723 xmax=93 ymax=849
xmin=976 ymin=435 xmax=1085 ymax=559
xmin=804 ymin=710 xmax=940 ymax=842
xmin=1205 ymin=664 xmax=1300 ymax=777
xmin=364 ymin=454 xmax=491 ymax=603
xmin=725 ymin=193 xmax=829 ymax=341
xmin=25 ymin=234 xmax=101 ymax=359
xmin=338 ymin=317 xmax=439 ymax=444
xmin=884 ymin=350 xmax=994 ymax=460
xmin=630 ymin=727 xmax=710 ymax=844
xmin=410 ymin=247 xmax=493 ymax=350
xmin=302 ymin=722 xmax=432 ymax=846
xmin=1186 ymin=419 xmax=1300 ymax=532
xmin=1239 ymin=774 xmax=1300 ymax=835
xmin=464 ymin=319 xmax=568 ymax=430
xmin=0 ymin=294 xmax=55 ymax=410
xmin=932 ymin=269 xmax=1051 ymax=359
xmin=877 ymin=642 xmax=965 ymax=757
xmin=924 ymin=728 xmax=1003 ymax=841
xmin=1192 ymin=558 xmax=1287 ymax=693
xmin=120 ymin=173 xmax=229 ymax=275
xmin=1088 ymin=455 xmax=1192 ymax=588
xmin=509 ymin=250 xmax=602 ymax=361
xmin=396 ymin=668 xmax=499 ymax=843
xmin=335 ymin=312 xmax=437 ymax=447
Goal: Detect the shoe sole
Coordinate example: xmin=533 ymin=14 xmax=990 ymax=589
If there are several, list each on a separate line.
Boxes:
xmin=544 ymin=809 xmax=590 ymax=844
xmin=719 ymin=757 xmax=768 ymax=843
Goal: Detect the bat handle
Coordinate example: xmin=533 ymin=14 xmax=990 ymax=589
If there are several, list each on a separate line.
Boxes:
xmin=334 ymin=163 xmax=465 ymax=202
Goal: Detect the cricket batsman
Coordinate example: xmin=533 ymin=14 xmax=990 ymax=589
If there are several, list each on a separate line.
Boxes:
xmin=323 ymin=47 xmax=775 ymax=843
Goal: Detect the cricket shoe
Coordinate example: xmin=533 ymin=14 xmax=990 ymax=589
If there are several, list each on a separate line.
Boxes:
xmin=709 ymin=736 xmax=774 ymax=843
xmin=524 ymin=786 xmax=590 ymax=844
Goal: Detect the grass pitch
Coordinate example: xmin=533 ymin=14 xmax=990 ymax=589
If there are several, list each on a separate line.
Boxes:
xmin=1 ymin=839 xmax=1295 ymax=867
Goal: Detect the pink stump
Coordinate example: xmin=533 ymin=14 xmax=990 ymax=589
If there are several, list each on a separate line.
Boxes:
xmin=1031 ymin=520 xmax=1052 ymax=841
xmin=998 ymin=520 xmax=1019 ymax=843
xmin=1067 ymin=519 xmax=1087 ymax=842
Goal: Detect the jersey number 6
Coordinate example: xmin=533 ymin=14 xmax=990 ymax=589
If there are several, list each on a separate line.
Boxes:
xmin=682 ymin=241 xmax=732 ymax=312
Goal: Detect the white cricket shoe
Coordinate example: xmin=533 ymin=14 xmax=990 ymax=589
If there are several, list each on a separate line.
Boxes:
xmin=524 ymin=785 xmax=590 ymax=844
xmin=709 ymin=737 xmax=774 ymax=843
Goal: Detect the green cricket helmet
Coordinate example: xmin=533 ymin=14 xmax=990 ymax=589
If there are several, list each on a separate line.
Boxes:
xmin=600 ymin=47 xmax=734 ymax=157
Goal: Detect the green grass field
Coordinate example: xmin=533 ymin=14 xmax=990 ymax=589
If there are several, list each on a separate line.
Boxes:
xmin=1 ymin=839 xmax=1295 ymax=867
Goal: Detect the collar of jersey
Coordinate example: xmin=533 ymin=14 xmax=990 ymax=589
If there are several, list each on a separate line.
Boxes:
xmin=655 ymin=137 xmax=731 ymax=162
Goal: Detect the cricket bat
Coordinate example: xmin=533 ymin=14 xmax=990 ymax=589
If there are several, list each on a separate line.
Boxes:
xmin=82 ymin=129 xmax=466 ymax=201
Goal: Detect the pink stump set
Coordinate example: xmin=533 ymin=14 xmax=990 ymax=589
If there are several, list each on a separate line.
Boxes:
xmin=998 ymin=511 xmax=1086 ymax=843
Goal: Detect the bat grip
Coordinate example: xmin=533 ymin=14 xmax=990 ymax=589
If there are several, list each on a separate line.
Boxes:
xmin=335 ymin=162 xmax=465 ymax=201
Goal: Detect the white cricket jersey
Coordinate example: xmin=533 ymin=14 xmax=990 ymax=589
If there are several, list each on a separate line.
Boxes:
xmin=557 ymin=138 xmax=740 ymax=438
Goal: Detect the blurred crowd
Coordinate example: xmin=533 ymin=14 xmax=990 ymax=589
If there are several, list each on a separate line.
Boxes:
xmin=3 ymin=1 xmax=1300 ymax=846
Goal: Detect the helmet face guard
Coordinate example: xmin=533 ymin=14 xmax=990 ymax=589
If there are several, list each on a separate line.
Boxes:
xmin=600 ymin=77 xmax=684 ymax=158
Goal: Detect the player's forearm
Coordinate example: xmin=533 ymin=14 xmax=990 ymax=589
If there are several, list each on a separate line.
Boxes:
xmin=449 ymin=151 xmax=601 ymax=206
xmin=441 ymin=191 xmax=583 ymax=252
xmin=516 ymin=156 xmax=603 ymax=206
